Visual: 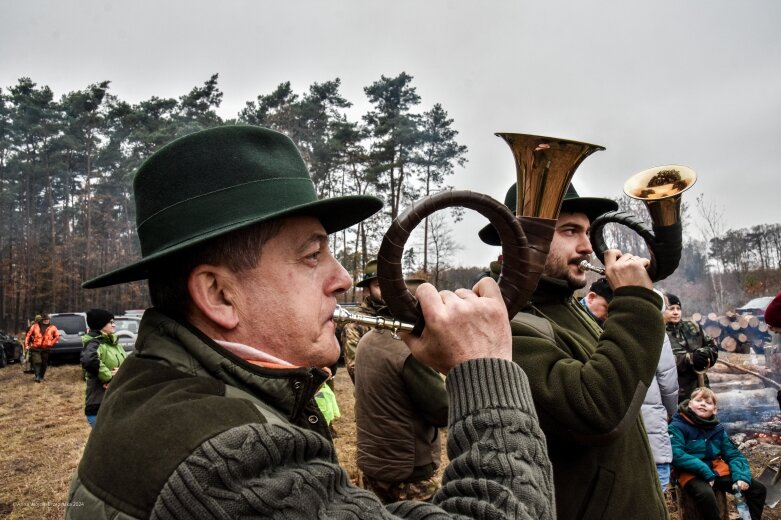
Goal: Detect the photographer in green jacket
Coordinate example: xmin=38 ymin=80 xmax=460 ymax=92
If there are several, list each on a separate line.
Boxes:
xmin=480 ymin=182 xmax=668 ymax=520
xmin=80 ymin=309 xmax=127 ymax=427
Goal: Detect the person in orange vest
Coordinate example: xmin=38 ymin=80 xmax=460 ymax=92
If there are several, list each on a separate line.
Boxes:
xmin=24 ymin=313 xmax=60 ymax=382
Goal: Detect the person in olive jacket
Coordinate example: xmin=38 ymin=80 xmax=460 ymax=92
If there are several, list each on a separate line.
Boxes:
xmin=663 ymin=293 xmax=719 ymax=403
xmin=480 ymin=182 xmax=668 ymax=520
xmin=80 ymin=309 xmax=127 ymax=427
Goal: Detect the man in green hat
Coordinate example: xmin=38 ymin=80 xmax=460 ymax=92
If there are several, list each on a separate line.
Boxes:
xmin=353 ymin=275 xmax=449 ymax=503
xmin=340 ymin=258 xmax=385 ymax=382
xmin=480 ymin=182 xmax=669 ymax=519
xmin=66 ymin=126 xmax=554 ymax=519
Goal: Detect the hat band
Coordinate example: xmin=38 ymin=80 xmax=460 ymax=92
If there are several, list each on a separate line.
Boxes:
xmin=138 ymin=177 xmax=317 ymax=256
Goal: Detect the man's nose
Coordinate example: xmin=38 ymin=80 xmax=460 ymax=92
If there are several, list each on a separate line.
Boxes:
xmin=330 ymin=257 xmax=353 ymax=295
xmin=577 ymin=233 xmax=593 ymax=255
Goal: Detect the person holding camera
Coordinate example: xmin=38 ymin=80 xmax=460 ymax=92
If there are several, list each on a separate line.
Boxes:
xmin=663 ymin=293 xmax=719 ymax=403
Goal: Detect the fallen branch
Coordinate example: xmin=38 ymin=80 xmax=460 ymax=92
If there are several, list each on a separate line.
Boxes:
xmin=716 ymin=358 xmax=781 ymax=391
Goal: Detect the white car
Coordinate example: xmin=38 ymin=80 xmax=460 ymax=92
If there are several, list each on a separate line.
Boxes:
xmin=114 ymin=316 xmax=141 ymax=353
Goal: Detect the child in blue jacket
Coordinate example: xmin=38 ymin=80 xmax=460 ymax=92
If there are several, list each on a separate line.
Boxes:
xmin=669 ymin=387 xmax=766 ymax=519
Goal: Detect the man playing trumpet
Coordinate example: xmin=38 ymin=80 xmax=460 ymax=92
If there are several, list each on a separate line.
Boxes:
xmin=480 ymin=182 xmax=669 ymax=519
xmin=66 ymin=126 xmax=555 ymax=520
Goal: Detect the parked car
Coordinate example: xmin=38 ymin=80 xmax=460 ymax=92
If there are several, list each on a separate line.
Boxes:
xmin=0 ymin=330 xmax=23 ymax=368
xmin=49 ymin=312 xmax=88 ymax=362
xmin=114 ymin=315 xmax=141 ymax=353
xmin=735 ymin=296 xmax=775 ymax=318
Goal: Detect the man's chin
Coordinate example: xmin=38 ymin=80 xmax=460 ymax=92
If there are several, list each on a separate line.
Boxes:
xmin=566 ymin=269 xmax=588 ymax=290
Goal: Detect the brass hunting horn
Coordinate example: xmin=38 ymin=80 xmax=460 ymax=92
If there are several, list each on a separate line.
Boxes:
xmin=374 ymin=133 xmax=605 ymax=335
xmin=589 ymin=165 xmax=697 ymax=282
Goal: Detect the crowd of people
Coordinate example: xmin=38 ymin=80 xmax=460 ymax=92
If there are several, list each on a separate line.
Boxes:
xmin=14 ymin=125 xmax=776 ymax=519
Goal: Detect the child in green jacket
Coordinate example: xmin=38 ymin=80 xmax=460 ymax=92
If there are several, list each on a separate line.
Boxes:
xmin=669 ymin=387 xmax=766 ymax=519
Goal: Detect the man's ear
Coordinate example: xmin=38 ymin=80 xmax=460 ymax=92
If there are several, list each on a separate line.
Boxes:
xmin=187 ymin=265 xmax=239 ymax=330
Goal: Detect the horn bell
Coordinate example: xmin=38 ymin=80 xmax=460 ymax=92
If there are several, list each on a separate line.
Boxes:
xmin=624 ymin=164 xmax=697 ymax=227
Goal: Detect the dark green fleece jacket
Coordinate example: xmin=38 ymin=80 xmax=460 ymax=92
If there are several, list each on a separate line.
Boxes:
xmin=66 ymin=309 xmax=556 ymax=519
xmin=510 ymin=277 xmax=667 ymax=520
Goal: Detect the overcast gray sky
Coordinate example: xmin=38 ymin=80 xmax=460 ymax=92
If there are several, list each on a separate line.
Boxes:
xmin=2 ymin=0 xmax=779 ymax=267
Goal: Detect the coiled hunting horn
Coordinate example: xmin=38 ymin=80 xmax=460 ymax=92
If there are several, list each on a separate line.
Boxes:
xmin=589 ymin=165 xmax=696 ymax=282
xmin=375 ymin=133 xmax=605 ymax=335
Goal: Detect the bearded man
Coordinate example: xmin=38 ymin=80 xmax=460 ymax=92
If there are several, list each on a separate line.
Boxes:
xmin=480 ymin=182 xmax=668 ymax=520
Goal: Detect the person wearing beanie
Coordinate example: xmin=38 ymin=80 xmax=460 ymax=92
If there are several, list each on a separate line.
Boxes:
xmin=24 ymin=313 xmax=60 ymax=382
xmin=663 ymin=293 xmax=719 ymax=403
xmin=80 ymin=309 xmax=126 ymax=426
xmin=579 ymin=277 xmax=614 ymax=326
xmin=66 ymin=126 xmax=553 ymax=519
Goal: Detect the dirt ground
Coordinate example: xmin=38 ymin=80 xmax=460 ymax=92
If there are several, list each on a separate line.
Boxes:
xmin=2 ymin=362 xmax=781 ymax=519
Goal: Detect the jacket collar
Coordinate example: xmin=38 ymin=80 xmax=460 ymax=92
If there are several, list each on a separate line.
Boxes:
xmin=134 ymin=308 xmax=330 ymax=423
xmin=529 ymin=276 xmax=575 ymax=306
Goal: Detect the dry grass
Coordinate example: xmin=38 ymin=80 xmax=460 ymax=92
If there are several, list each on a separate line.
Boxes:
xmin=0 ymin=364 xmax=364 ymax=519
xmin=0 ymin=364 xmax=89 ymax=519
xmin=3 ymin=363 xmax=780 ymax=520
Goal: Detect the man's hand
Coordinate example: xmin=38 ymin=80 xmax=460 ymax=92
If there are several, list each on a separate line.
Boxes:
xmin=603 ymin=249 xmax=653 ymax=290
xmin=402 ymin=277 xmax=511 ymax=374
xmin=735 ymin=480 xmax=749 ymax=491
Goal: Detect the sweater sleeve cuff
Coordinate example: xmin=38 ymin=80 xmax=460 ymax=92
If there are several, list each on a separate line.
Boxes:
xmin=446 ymin=358 xmax=536 ymax=424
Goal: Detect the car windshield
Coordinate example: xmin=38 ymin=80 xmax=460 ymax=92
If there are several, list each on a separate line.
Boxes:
xmin=50 ymin=315 xmax=86 ymax=334
xmin=115 ymin=320 xmax=139 ymax=333
xmin=739 ymin=296 xmax=774 ymax=310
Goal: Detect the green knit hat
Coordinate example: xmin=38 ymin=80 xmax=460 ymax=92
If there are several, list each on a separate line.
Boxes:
xmin=83 ymin=126 xmax=382 ymax=288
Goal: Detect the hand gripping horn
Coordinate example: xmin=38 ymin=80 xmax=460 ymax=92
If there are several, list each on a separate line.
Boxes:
xmin=377 ymin=133 xmax=605 ymax=335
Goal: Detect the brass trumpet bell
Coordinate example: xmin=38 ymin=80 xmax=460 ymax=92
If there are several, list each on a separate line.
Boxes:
xmin=590 ymin=164 xmax=697 ymax=282
xmin=624 ymin=165 xmax=697 ymax=227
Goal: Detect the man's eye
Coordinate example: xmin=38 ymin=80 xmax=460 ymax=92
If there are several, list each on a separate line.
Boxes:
xmin=306 ymin=251 xmax=321 ymax=261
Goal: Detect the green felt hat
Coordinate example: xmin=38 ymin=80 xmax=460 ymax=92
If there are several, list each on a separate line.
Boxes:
xmin=355 ymin=259 xmax=378 ymax=288
xmin=478 ymin=182 xmax=618 ymax=246
xmin=83 ymin=126 xmax=382 ymax=288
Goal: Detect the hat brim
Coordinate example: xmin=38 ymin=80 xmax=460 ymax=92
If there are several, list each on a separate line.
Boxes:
xmin=478 ymin=196 xmax=618 ymax=246
xmin=355 ymin=275 xmax=378 ymax=288
xmin=83 ymin=195 xmax=382 ymax=289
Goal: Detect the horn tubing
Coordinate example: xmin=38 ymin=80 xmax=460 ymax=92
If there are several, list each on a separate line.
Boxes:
xmin=332 ymin=305 xmax=415 ymax=334
xmin=377 ymin=190 xmax=531 ymax=335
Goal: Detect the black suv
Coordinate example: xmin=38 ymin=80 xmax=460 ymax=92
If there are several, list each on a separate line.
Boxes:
xmin=0 ymin=330 xmax=23 ymax=367
xmin=49 ymin=312 xmax=88 ymax=362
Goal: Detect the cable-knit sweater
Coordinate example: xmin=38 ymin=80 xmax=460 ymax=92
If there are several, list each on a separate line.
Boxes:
xmin=67 ymin=308 xmax=556 ymax=519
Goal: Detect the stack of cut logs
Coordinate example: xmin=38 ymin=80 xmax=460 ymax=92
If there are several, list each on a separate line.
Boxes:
xmin=690 ymin=311 xmax=772 ymax=353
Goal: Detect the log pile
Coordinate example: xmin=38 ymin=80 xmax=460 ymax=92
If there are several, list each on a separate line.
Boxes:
xmin=690 ymin=311 xmax=772 ymax=353
xmin=709 ymin=353 xmax=781 ymax=433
